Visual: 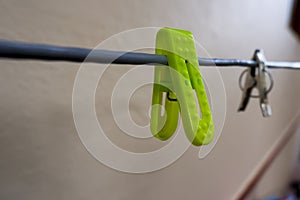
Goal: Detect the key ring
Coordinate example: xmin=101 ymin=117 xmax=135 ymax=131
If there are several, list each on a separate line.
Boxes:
xmin=238 ymin=68 xmax=274 ymax=98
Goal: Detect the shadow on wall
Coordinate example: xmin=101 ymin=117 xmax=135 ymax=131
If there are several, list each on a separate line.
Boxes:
xmin=291 ymin=0 xmax=300 ymax=39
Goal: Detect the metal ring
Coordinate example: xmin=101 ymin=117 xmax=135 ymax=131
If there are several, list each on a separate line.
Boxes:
xmin=238 ymin=68 xmax=274 ymax=98
xmin=249 ymin=70 xmax=274 ymax=98
xmin=264 ymin=69 xmax=274 ymax=94
xmin=238 ymin=69 xmax=251 ymax=91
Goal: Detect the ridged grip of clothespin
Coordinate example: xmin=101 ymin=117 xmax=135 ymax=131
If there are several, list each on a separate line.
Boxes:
xmin=151 ymin=27 xmax=214 ymax=146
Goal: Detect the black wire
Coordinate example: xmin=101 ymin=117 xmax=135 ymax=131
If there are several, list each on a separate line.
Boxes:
xmin=0 ymin=40 xmax=299 ymax=69
xmin=0 ymin=40 xmax=168 ymax=65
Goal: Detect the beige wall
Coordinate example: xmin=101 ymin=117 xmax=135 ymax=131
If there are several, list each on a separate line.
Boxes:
xmin=0 ymin=0 xmax=300 ymax=199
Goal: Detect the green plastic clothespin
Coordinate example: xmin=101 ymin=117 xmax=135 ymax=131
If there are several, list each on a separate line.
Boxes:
xmin=150 ymin=27 xmax=214 ymax=146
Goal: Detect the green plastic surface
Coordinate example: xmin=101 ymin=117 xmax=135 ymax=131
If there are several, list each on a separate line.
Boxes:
xmin=150 ymin=27 xmax=214 ymax=146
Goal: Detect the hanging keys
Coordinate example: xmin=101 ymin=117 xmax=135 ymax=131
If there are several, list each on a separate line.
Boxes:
xmin=150 ymin=27 xmax=214 ymax=146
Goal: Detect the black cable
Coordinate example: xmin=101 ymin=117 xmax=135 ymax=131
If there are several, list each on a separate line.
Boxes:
xmin=0 ymin=40 xmax=299 ymax=69
xmin=0 ymin=40 xmax=168 ymax=65
xmin=0 ymin=40 xmax=256 ymax=66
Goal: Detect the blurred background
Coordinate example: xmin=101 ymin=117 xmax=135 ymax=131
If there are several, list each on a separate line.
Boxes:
xmin=1 ymin=0 xmax=300 ymax=199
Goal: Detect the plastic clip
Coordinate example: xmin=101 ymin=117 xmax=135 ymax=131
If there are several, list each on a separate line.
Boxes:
xmin=150 ymin=27 xmax=214 ymax=146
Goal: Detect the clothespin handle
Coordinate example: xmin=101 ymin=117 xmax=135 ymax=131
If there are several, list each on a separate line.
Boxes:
xmin=255 ymin=49 xmax=272 ymax=117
